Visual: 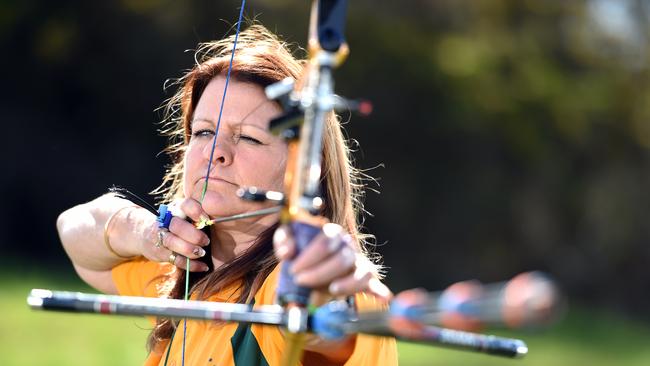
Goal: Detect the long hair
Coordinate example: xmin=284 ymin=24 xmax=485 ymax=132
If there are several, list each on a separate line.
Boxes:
xmin=148 ymin=24 xmax=377 ymax=350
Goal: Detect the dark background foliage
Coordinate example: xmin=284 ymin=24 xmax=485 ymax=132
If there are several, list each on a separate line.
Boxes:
xmin=2 ymin=0 xmax=650 ymax=320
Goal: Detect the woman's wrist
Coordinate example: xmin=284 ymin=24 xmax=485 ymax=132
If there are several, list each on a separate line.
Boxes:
xmin=102 ymin=203 xmax=154 ymax=260
xmin=103 ymin=206 xmax=140 ymax=259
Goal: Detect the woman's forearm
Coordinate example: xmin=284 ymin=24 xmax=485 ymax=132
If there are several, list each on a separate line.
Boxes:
xmin=57 ymin=194 xmax=155 ymax=272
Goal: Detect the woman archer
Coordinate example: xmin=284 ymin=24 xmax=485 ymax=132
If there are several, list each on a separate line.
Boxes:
xmin=57 ymin=24 xmax=397 ymax=365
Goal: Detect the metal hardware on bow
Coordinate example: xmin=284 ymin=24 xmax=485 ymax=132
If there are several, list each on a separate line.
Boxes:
xmin=231 ymin=1 xmax=358 ymax=364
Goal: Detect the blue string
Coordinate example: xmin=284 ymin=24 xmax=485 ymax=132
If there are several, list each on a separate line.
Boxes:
xmin=201 ymin=0 xmax=248 ymax=202
xmin=183 ymin=1 xmax=247 ymax=365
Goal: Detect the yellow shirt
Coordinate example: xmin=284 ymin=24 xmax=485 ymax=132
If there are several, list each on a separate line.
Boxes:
xmin=112 ymin=258 xmax=398 ymax=366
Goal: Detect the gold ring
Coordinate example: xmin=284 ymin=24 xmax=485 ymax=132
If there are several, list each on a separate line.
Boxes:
xmin=168 ymin=252 xmax=177 ymax=264
xmin=155 ymin=230 xmax=168 ymax=249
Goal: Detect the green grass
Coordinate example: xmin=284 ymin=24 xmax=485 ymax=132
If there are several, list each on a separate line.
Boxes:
xmin=398 ymin=310 xmax=650 ymax=366
xmin=3 ymin=269 xmax=650 ymax=365
xmin=1 ymin=269 xmax=150 ymax=366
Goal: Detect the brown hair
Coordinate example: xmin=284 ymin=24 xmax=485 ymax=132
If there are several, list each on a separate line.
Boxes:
xmin=148 ymin=24 xmax=378 ymax=350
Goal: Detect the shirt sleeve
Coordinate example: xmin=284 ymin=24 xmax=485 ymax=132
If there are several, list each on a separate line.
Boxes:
xmin=342 ymin=292 xmax=398 ymax=365
xmin=255 ymin=267 xmax=399 ymax=365
xmin=111 ymin=257 xmax=174 ymax=298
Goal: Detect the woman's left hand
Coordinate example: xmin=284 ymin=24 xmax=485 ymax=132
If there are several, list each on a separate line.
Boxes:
xmin=273 ymin=223 xmax=392 ymax=305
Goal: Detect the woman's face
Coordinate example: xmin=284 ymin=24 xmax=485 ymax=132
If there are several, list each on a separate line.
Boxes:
xmin=183 ymin=75 xmax=287 ymax=218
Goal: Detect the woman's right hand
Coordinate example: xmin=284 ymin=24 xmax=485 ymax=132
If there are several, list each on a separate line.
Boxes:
xmin=141 ymin=198 xmax=211 ymax=272
xmin=58 ymin=194 xmax=212 ymax=294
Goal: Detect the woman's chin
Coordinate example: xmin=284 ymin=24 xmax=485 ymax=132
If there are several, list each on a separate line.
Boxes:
xmin=199 ymin=192 xmax=241 ymax=218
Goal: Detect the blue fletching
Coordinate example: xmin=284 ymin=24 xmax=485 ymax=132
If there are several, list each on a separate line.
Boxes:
xmin=390 ymin=299 xmax=427 ymax=320
xmin=157 ymin=204 xmax=173 ymax=229
xmin=439 ymin=291 xmax=480 ymax=317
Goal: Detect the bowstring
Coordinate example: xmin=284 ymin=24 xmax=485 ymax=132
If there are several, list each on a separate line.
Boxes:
xmin=200 ymin=0 xmax=247 ymax=203
xmin=177 ymin=1 xmax=248 ymax=366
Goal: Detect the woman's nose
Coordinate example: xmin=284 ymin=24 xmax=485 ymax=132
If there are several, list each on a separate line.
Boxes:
xmin=202 ymin=135 xmax=233 ymax=166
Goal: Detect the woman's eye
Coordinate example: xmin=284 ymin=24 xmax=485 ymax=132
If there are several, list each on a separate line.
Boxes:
xmin=191 ymin=129 xmax=214 ymax=138
xmin=236 ymin=134 xmax=263 ymax=145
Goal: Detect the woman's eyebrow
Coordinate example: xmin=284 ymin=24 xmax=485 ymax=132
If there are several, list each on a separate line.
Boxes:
xmin=233 ymin=122 xmax=272 ymax=134
xmin=191 ymin=118 xmax=270 ymax=134
xmin=191 ymin=117 xmax=215 ymax=126
xmin=192 ymin=99 xmax=276 ymax=128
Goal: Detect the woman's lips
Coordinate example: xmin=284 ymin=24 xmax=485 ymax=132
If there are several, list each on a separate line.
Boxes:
xmin=200 ymin=177 xmax=237 ymax=187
